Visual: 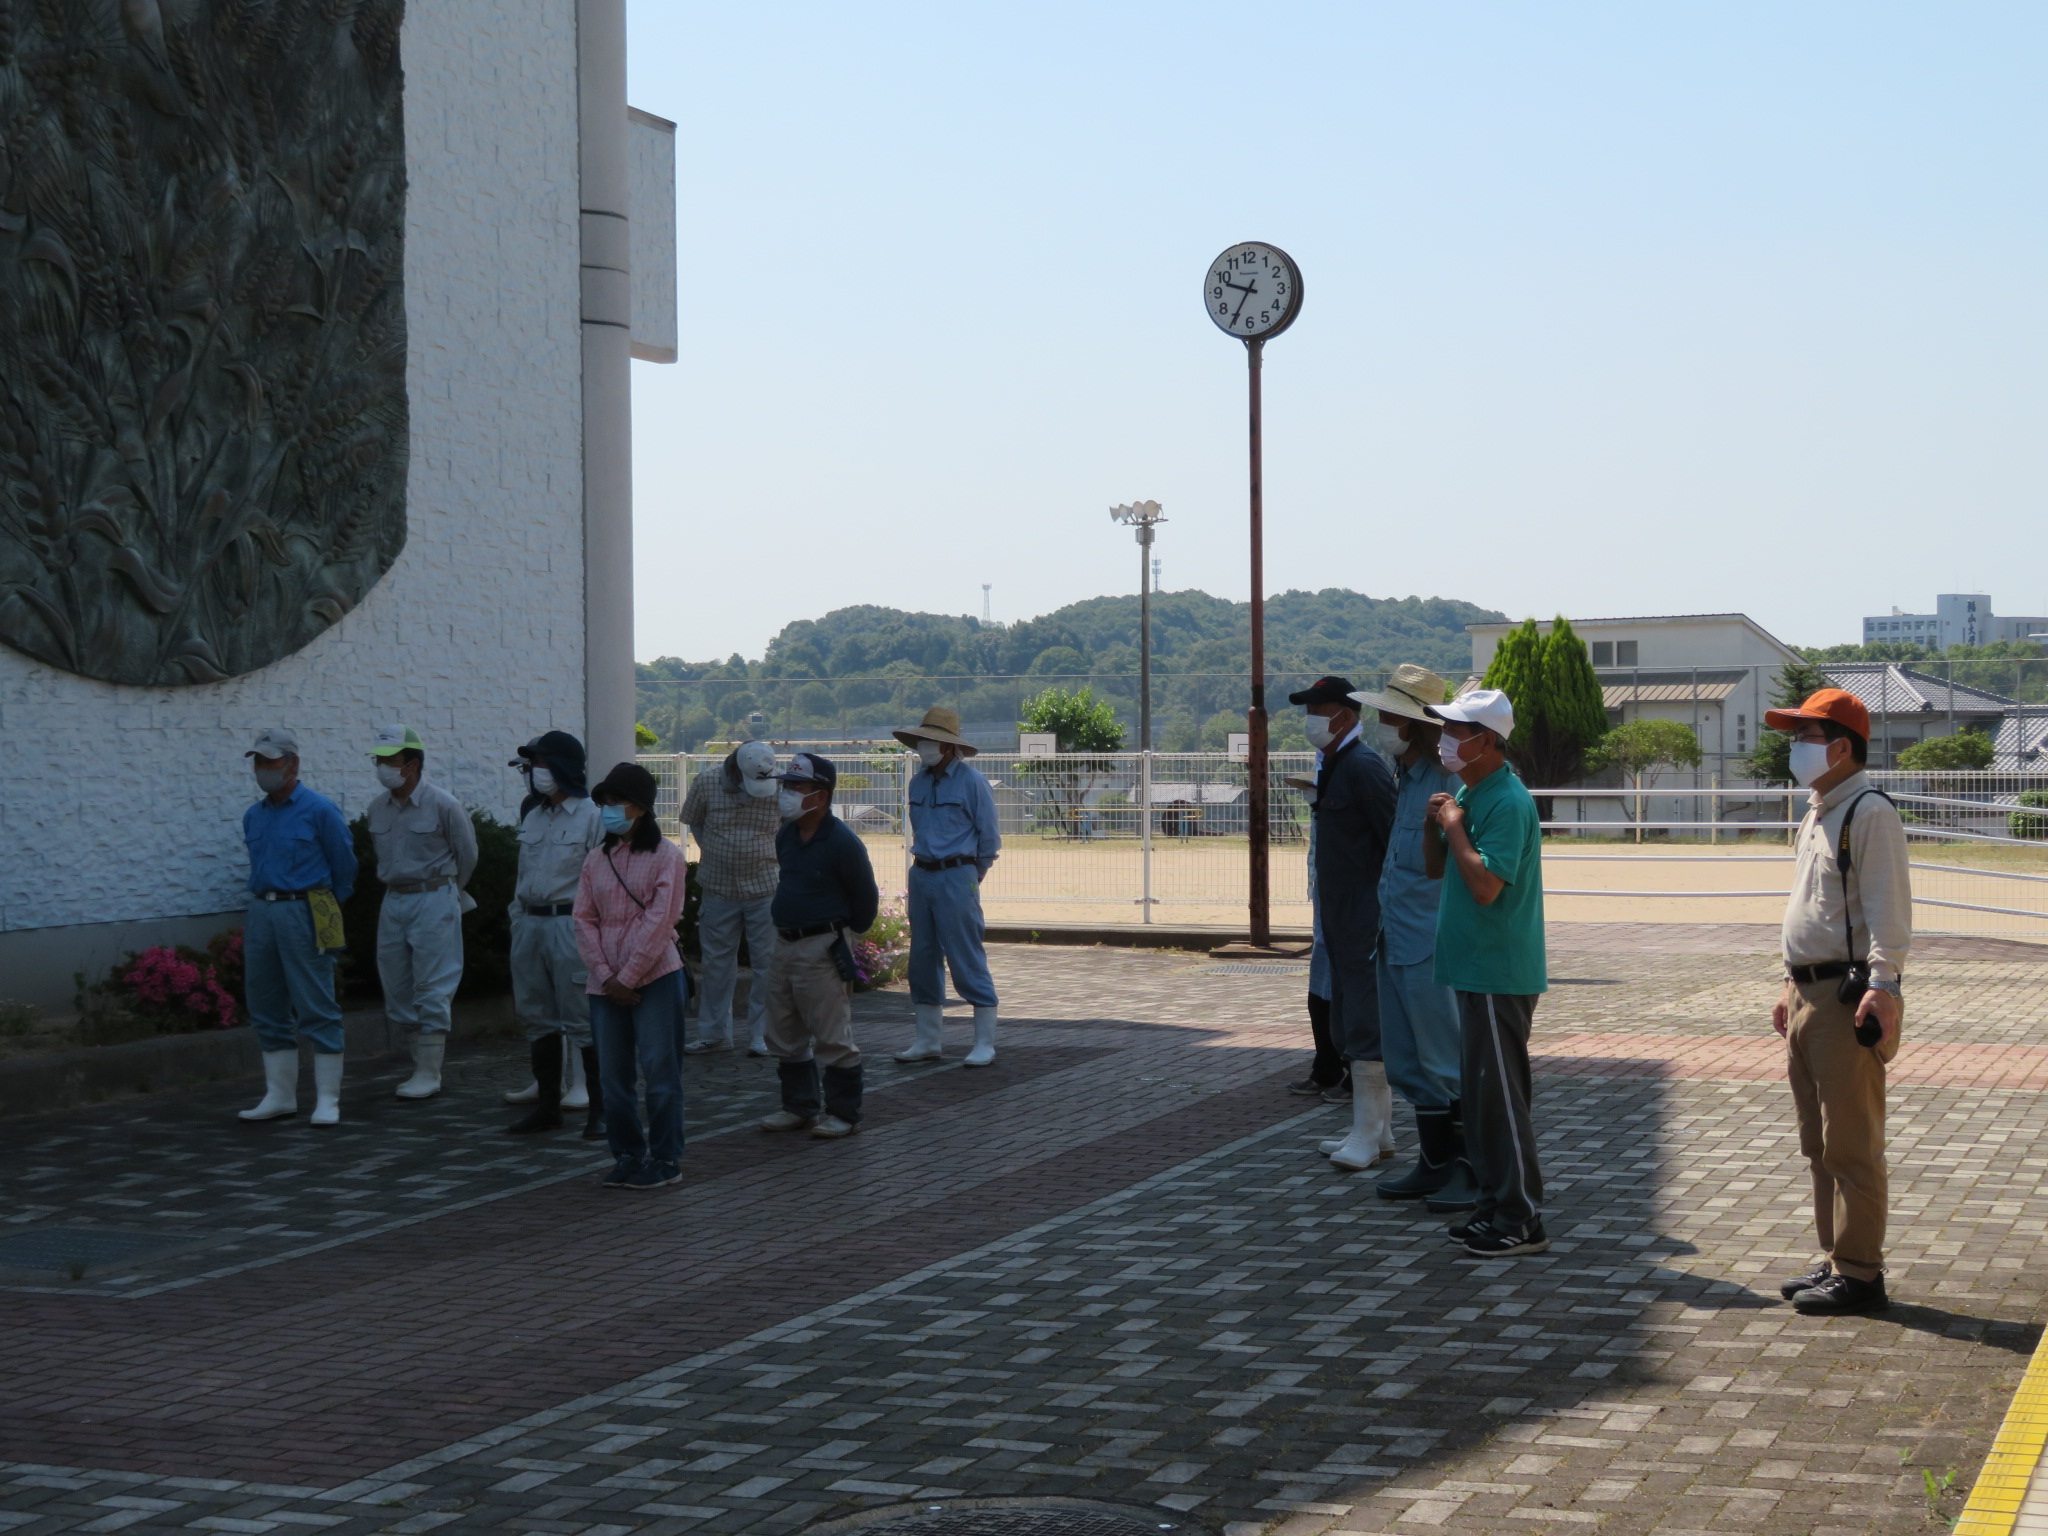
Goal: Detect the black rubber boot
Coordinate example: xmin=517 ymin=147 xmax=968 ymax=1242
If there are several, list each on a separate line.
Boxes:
xmin=508 ymin=1033 xmax=564 ymax=1134
xmin=1307 ymin=992 xmax=1344 ymax=1087
xmin=822 ymin=1063 xmax=864 ymax=1126
xmin=1425 ymin=1157 xmax=1483 ymax=1212
xmin=579 ymin=1044 xmax=607 ymax=1140
xmin=1376 ymin=1106 xmax=1457 ymax=1199
xmin=778 ymin=1059 xmax=823 ymax=1120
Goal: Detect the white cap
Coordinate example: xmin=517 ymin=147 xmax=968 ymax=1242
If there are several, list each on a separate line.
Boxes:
xmin=246 ymin=728 xmax=300 ymax=759
xmin=734 ymin=739 xmax=777 ymax=799
xmin=1426 ymin=686 xmax=1514 ymax=740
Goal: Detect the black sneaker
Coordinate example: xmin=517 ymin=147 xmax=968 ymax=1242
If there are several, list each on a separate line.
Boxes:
xmin=1289 ymin=1076 xmax=1336 ymax=1097
xmin=1792 ymin=1272 xmax=1887 ymax=1315
xmin=1446 ymin=1214 xmax=1492 ymax=1244
xmin=600 ymin=1155 xmax=640 ymax=1190
xmin=625 ymin=1159 xmax=682 ymax=1190
xmin=1464 ymin=1220 xmax=1550 ymax=1257
xmin=1778 ymin=1262 xmax=1832 ymax=1300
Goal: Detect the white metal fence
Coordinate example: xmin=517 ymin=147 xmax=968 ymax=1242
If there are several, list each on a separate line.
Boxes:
xmin=640 ymin=754 xmax=2048 ymax=941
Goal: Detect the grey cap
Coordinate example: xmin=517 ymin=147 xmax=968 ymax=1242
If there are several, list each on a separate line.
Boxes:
xmin=246 ymin=728 xmax=300 ymax=759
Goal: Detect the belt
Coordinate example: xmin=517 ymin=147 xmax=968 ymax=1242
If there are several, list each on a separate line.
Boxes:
xmin=255 ymin=889 xmax=309 ymax=902
xmin=386 ymin=876 xmax=454 ymax=895
xmin=777 ymin=922 xmax=842 ymax=942
xmin=914 ymin=855 xmax=976 ymax=871
xmin=1787 ymin=961 xmax=1854 ymax=984
xmin=522 ymin=901 xmax=575 ymax=917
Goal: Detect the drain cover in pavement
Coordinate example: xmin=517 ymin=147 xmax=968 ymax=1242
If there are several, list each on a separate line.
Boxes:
xmin=1204 ymin=962 xmax=1309 ymax=975
xmin=825 ymin=1507 xmax=1174 ymax=1536
xmin=0 ymin=1226 xmax=203 ymax=1273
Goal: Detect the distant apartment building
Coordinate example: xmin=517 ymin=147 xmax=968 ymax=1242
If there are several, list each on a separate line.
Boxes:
xmin=1862 ymin=594 xmax=2048 ymax=649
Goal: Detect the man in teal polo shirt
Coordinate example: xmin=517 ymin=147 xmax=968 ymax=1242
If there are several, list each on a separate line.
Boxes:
xmin=1424 ymin=686 xmax=1549 ymax=1257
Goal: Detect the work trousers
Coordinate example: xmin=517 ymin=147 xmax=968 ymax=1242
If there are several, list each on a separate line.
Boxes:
xmin=1786 ymin=977 xmax=1899 ymax=1282
xmin=696 ymin=891 xmax=777 ymax=1045
xmin=1328 ymin=938 xmax=1381 ymax=1063
xmin=767 ymin=931 xmax=863 ymax=1124
xmin=590 ymin=970 xmax=687 ymax=1165
xmin=377 ymin=887 xmax=464 ymax=1035
xmin=1459 ymin=991 xmax=1545 ymax=1231
xmin=907 ymin=863 xmax=997 ymax=1009
xmin=510 ymin=912 xmax=591 ymax=1046
xmin=244 ymin=898 xmax=344 ymax=1055
xmin=1379 ymin=952 xmax=1461 ymax=1111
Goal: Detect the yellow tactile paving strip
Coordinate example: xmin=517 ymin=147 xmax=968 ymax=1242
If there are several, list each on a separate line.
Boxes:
xmin=1957 ymin=1326 xmax=2048 ymax=1534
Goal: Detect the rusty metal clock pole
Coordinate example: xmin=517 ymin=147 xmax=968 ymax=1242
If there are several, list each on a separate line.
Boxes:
xmin=1245 ymin=337 xmax=1271 ymax=948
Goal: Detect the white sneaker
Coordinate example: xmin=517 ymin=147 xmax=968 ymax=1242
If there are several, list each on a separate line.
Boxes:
xmin=395 ymin=1036 xmax=445 ymax=1099
xmin=758 ymin=1110 xmax=814 ymax=1132
xmin=310 ymin=1053 xmax=344 ymax=1126
xmin=810 ymin=1114 xmax=858 ymax=1139
xmin=239 ymin=1050 xmax=299 ymax=1121
xmin=894 ymin=1004 xmax=945 ymax=1063
xmin=963 ymin=1005 xmax=998 ymax=1068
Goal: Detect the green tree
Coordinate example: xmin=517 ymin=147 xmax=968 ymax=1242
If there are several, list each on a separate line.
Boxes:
xmin=634 ymin=722 xmax=659 ymax=750
xmin=1481 ymin=617 xmax=1608 ymax=788
xmin=2012 ymin=790 xmax=2048 ymax=840
xmin=1586 ymin=719 xmax=1704 ymax=840
xmin=1744 ymin=658 xmax=1833 ymax=782
xmin=1018 ymin=685 xmax=1124 ymax=839
xmin=1896 ymin=729 xmax=1994 ymax=772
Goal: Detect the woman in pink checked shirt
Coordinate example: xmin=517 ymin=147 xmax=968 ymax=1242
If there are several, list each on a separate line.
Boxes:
xmin=574 ymin=762 xmax=689 ymax=1192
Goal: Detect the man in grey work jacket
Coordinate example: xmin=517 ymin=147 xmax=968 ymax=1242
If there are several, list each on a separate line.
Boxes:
xmin=892 ymin=706 xmax=1002 ymax=1067
xmin=681 ymin=739 xmax=782 ymax=1057
xmin=505 ymin=730 xmax=606 ymax=1136
xmin=367 ymin=724 xmax=479 ymax=1100
xmin=1290 ymin=675 xmax=1396 ymax=1173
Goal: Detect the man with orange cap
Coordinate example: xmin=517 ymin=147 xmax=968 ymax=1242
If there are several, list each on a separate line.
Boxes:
xmin=1764 ymin=687 xmax=1909 ymax=1316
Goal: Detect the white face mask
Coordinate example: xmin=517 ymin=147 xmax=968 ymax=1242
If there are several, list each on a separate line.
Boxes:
xmin=376 ymin=762 xmax=406 ymax=791
xmin=1788 ymin=740 xmax=1835 ymax=787
xmin=254 ymin=767 xmax=287 ymax=794
xmin=1373 ymin=720 xmax=1407 ymax=757
xmin=529 ymin=765 xmax=557 ymax=796
xmin=916 ymin=740 xmax=946 ymax=769
xmin=1304 ymin=714 xmax=1338 ymax=751
xmin=777 ymin=787 xmax=809 ymax=821
xmin=1438 ymin=734 xmax=1470 ymax=774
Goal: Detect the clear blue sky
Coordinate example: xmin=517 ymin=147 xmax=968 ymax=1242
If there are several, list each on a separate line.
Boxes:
xmin=625 ymin=2 xmax=2047 ymax=664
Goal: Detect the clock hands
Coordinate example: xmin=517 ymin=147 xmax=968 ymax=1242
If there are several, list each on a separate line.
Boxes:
xmin=1228 ymin=277 xmax=1259 ymax=327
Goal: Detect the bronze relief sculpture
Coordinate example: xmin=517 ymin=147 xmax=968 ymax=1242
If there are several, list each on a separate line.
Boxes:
xmin=0 ymin=0 xmax=407 ymax=686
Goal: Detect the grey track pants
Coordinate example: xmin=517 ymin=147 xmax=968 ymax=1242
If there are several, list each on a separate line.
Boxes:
xmin=1458 ymin=990 xmax=1544 ymax=1231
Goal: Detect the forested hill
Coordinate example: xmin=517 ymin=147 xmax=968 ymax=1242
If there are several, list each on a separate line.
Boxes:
xmin=645 ymin=588 xmax=1503 ymax=685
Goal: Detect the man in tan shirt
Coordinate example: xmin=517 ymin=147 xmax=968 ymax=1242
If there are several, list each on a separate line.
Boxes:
xmin=1767 ymin=688 xmax=1909 ymax=1315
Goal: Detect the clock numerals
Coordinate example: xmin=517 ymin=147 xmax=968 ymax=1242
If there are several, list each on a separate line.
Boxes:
xmin=1204 ymin=243 xmax=1300 ymax=339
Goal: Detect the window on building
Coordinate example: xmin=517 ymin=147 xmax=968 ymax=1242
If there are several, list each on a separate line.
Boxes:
xmin=1591 ymin=641 xmax=1613 ymax=666
xmin=1615 ymin=640 xmax=1639 ymax=666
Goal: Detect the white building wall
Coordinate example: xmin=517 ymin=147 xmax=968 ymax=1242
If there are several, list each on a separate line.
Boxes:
xmin=0 ymin=3 xmax=586 ymax=946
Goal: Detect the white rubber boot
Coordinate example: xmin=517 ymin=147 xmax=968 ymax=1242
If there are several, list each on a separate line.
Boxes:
xmin=963 ymin=1005 xmax=998 ymax=1068
xmin=1372 ymin=1064 xmax=1396 ymax=1159
xmin=561 ymin=1036 xmax=589 ymax=1109
xmin=894 ymin=1004 xmax=945 ymax=1063
xmin=239 ymin=1050 xmax=300 ymax=1121
xmin=395 ymin=1035 xmax=445 ymax=1099
xmin=503 ymin=1079 xmax=540 ymax=1105
xmin=1326 ymin=1065 xmax=1393 ymax=1170
xmin=310 ymin=1053 xmax=344 ymax=1126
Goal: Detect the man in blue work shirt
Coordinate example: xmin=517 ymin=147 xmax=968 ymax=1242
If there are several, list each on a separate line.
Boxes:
xmin=891 ymin=706 xmax=1002 ymax=1067
xmin=237 ymin=728 xmax=359 ymax=1127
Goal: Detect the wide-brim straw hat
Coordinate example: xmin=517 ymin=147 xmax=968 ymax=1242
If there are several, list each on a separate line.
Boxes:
xmin=893 ymin=705 xmax=978 ymax=756
xmin=1350 ymin=664 xmax=1452 ymax=724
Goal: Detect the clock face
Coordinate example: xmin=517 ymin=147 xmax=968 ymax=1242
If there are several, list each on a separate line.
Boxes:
xmin=1204 ymin=242 xmax=1301 ymax=340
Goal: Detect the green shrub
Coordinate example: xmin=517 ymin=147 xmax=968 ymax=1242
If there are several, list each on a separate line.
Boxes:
xmin=0 ymin=1000 xmax=38 ymax=1038
xmin=1897 ymin=730 xmax=1994 ymax=772
xmin=2014 ymin=790 xmax=2048 ymax=840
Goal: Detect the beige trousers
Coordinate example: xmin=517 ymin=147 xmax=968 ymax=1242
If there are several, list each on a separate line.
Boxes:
xmin=1785 ymin=977 xmax=1901 ymax=1282
xmin=765 ymin=931 xmax=860 ymax=1069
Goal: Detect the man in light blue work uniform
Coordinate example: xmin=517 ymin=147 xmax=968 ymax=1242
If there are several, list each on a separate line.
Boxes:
xmin=366 ymin=724 xmax=479 ymax=1100
xmin=238 ymin=728 xmax=358 ymax=1127
xmin=891 ymin=706 xmax=1002 ymax=1067
xmin=1349 ymin=665 xmax=1473 ymax=1204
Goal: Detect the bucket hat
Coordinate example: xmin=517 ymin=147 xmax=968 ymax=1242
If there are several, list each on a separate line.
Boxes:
xmin=893 ymin=706 xmax=978 ymax=756
xmin=591 ymin=761 xmax=660 ymax=811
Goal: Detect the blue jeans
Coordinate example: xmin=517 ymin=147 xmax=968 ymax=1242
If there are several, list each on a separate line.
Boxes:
xmin=244 ymin=898 xmax=344 ymax=1054
xmin=907 ymin=863 xmax=997 ymax=1009
xmin=590 ymin=970 xmax=688 ymax=1165
xmin=1378 ymin=951 xmax=1461 ymax=1110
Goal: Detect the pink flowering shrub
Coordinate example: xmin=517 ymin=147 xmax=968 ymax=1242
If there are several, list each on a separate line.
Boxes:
xmin=102 ymin=938 xmax=242 ymax=1032
xmin=852 ymin=898 xmax=910 ymax=992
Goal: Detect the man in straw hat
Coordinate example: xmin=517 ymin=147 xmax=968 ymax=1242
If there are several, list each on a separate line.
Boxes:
xmin=1347 ymin=665 xmax=1473 ymax=1204
xmin=891 ymin=706 xmax=1003 ymax=1066
xmin=1286 ymin=675 xmax=1397 ymax=1172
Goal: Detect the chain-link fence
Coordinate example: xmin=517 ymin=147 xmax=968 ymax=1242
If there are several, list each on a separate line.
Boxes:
xmin=641 ymin=752 xmax=2048 ymax=941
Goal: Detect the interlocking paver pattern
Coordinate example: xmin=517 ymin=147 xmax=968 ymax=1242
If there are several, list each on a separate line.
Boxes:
xmin=1 ymin=927 xmax=2043 ymax=1535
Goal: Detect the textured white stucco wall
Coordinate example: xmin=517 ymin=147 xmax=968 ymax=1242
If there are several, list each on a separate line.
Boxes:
xmin=0 ymin=2 xmax=585 ymax=939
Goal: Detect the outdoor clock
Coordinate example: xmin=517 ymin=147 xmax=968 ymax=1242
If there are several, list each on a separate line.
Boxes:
xmin=1203 ymin=242 xmax=1303 ymax=341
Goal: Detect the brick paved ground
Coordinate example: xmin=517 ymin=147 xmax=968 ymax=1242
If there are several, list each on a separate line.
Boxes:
xmin=1 ymin=926 xmax=2044 ymax=1535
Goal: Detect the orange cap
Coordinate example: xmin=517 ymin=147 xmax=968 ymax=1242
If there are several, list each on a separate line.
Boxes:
xmin=1763 ymin=687 xmax=1869 ymax=741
